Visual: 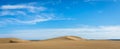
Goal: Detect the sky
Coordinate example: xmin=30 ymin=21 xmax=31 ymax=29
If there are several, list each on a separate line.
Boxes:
xmin=0 ymin=0 xmax=120 ymax=40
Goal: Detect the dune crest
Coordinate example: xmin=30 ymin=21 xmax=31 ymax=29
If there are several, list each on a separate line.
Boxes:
xmin=48 ymin=36 xmax=84 ymax=41
xmin=64 ymin=36 xmax=83 ymax=40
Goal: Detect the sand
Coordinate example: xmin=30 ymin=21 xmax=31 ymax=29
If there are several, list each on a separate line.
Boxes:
xmin=0 ymin=38 xmax=19 ymax=43
xmin=0 ymin=36 xmax=120 ymax=49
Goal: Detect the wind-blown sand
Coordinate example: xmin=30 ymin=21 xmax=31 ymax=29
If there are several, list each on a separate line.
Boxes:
xmin=0 ymin=36 xmax=120 ymax=49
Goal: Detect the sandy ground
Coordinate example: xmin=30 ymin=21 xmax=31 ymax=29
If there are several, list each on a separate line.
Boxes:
xmin=0 ymin=36 xmax=120 ymax=49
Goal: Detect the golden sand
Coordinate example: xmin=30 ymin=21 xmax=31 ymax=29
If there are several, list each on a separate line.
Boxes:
xmin=0 ymin=36 xmax=119 ymax=49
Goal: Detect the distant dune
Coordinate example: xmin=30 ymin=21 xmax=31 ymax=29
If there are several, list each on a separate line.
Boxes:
xmin=46 ymin=36 xmax=84 ymax=41
xmin=0 ymin=38 xmax=19 ymax=43
xmin=0 ymin=38 xmax=30 ymax=43
xmin=0 ymin=36 xmax=120 ymax=49
xmin=10 ymin=39 xmax=30 ymax=43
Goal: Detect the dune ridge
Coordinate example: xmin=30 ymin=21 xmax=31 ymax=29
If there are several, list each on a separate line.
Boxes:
xmin=46 ymin=36 xmax=84 ymax=41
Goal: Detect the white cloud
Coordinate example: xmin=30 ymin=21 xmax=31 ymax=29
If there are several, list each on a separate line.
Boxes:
xmin=0 ymin=25 xmax=118 ymax=40
xmin=0 ymin=11 xmax=16 ymax=16
xmin=0 ymin=4 xmax=46 ymax=12
xmin=1 ymin=5 xmax=29 ymax=9
xmin=10 ymin=15 xmax=54 ymax=24
xmin=0 ymin=3 xmax=46 ymax=14
xmin=0 ymin=3 xmax=49 ymax=25
xmin=0 ymin=2 xmax=72 ymax=25
xmin=0 ymin=34 xmax=14 ymax=38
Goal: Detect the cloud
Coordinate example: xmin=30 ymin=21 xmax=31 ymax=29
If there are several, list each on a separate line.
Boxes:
xmin=0 ymin=34 xmax=14 ymax=38
xmin=0 ymin=25 xmax=119 ymax=40
xmin=8 ymin=14 xmax=54 ymax=24
xmin=0 ymin=3 xmax=49 ymax=25
xmin=0 ymin=2 xmax=46 ymax=14
xmin=0 ymin=2 xmax=72 ymax=25
xmin=1 ymin=5 xmax=31 ymax=9
xmin=0 ymin=4 xmax=46 ymax=12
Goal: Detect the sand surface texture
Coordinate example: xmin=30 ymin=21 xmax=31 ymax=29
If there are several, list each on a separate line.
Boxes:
xmin=0 ymin=36 xmax=120 ymax=49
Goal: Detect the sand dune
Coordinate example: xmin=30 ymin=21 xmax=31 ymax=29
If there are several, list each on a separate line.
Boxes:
xmin=46 ymin=36 xmax=84 ymax=41
xmin=0 ymin=38 xmax=30 ymax=43
xmin=10 ymin=39 xmax=30 ymax=43
xmin=0 ymin=36 xmax=120 ymax=49
xmin=0 ymin=38 xmax=19 ymax=43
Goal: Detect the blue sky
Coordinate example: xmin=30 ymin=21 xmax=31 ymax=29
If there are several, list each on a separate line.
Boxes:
xmin=0 ymin=0 xmax=120 ymax=40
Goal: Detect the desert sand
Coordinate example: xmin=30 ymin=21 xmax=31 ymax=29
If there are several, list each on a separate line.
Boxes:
xmin=0 ymin=36 xmax=120 ymax=49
